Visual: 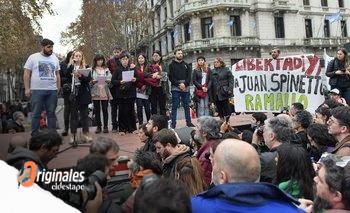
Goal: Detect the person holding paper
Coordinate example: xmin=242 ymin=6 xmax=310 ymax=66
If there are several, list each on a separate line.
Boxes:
xmin=111 ymin=52 xmax=137 ymax=135
xmin=91 ymin=54 xmax=112 ymax=134
xmin=135 ymin=53 xmax=151 ymax=125
xmin=67 ymin=50 xmax=92 ymax=143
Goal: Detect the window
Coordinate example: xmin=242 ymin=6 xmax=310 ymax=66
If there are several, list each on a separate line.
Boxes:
xmin=303 ymin=0 xmax=310 ymax=5
xmin=169 ymin=0 xmax=174 ymax=18
xmin=156 ymin=9 xmax=161 ymax=30
xmin=164 ymin=6 xmax=167 ymax=23
xmin=184 ymin=22 xmax=191 ymax=42
xmin=201 ymin=17 xmax=214 ymax=38
xmin=324 ymin=20 xmax=330 ymax=37
xmin=339 ymin=0 xmax=344 ymax=8
xmin=341 ymin=20 xmax=348 ymax=37
xmin=305 ymin=19 xmax=313 ymax=38
xmin=170 ymin=31 xmax=175 ymax=50
xmin=158 ymin=41 xmax=162 ymax=54
xmin=274 ymin=16 xmax=285 ymax=38
xmin=321 ymin=0 xmax=328 ymax=7
xmin=153 ymin=44 xmax=156 ymax=52
xmin=230 ymin=16 xmax=241 ymax=36
xmin=151 ymin=0 xmax=154 ymax=7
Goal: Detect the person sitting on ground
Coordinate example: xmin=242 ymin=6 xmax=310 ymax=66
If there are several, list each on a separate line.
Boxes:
xmin=175 ymin=157 xmax=207 ymax=196
xmin=7 ymin=111 xmax=26 ymax=133
xmin=194 ymin=116 xmax=221 ymax=185
xmin=292 ymin=110 xmax=313 ymax=150
xmin=307 ymin=123 xmax=337 ymax=161
xmin=7 ymin=135 xmax=28 ymax=153
xmin=138 ymin=123 xmax=148 ymax=144
xmin=191 ymin=139 xmax=304 ymax=213
xmin=89 ymin=137 xmax=120 ymax=176
xmin=239 ymin=130 xmax=254 ymax=144
xmin=329 ymin=88 xmax=348 ymax=106
xmin=7 ymin=129 xmax=62 ymax=169
xmin=327 ymin=106 xmax=350 ymax=156
xmin=122 ymin=150 xmax=162 ymax=213
xmin=314 ymin=106 xmax=331 ymax=125
xmin=252 ymin=116 xmax=294 ymax=183
xmin=189 ymin=129 xmax=202 ymax=157
xmin=134 ymin=177 xmax=191 ymax=213
xmin=274 ymin=143 xmax=315 ymax=200
xmin=299 ymin=154 xmax=350 ymax=213
xmin=153 ymin=129 xmax=191 ymax=178
xmin=142 ymin=114 xmax=168 ymax=153
xmin=251 ymin=112 xmax=267 ymax=131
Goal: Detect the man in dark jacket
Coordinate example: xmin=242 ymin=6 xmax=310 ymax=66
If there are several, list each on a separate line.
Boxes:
xmin=107 ymin=46 xmax=123 ymax=132
xmin=192 ymin=139 xmax=303 ymax=213
xmin=7 ymin=130 xmax=62 ymax=169
xmin=142 ymin=114 xmax=168 ymax=153
xmin=153 ymin=129 xmax=190 ymax=177
xmin=168 ymin=49 xmax=194 ymax=129
xmin=252 ymin=115 xmax=294 ymax=183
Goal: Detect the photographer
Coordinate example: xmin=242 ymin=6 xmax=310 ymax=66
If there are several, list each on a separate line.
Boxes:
xmin=60 ymin=51 xmax=73 ymax=136
xmin=326 ymin=48 xmax=350 ymax=104
xmin=251 ymin=116 xmax=294 ymax=183
xmin=76 ymin=153 xmax=122 ymax=213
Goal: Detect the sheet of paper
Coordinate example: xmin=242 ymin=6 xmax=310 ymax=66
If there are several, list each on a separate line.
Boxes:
xmin=122 ymin=70 xmax=134 ymax=82
xmin=136 ymin=92 xmax=149 ymax=99
xmin=97 ymin=76 xmax=106 ymax=85
xmin=76 ymin=68 xmax=91 ymax=77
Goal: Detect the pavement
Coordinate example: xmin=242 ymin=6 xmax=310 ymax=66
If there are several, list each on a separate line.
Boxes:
xmin=0 ymin=99 xmax=253 ymax=169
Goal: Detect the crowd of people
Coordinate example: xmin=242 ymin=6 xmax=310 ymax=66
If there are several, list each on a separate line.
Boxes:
xmin=0 ymin=100 xmax=30 ymax=134
xmin=3 ymin=38 xmax=350 ymax=212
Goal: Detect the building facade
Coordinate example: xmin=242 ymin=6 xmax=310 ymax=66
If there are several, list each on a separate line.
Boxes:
xmin=136 ymin=0 xmax=350 ymax=68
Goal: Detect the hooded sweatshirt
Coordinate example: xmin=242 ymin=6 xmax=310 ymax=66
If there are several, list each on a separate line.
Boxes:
xmin=6 ymin=147 xmax=44 ymax=170
xmin=163 ymin=144 xmax=190 ymax=178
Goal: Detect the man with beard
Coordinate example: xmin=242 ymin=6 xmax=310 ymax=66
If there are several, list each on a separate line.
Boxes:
xmin=299 ymin=154 xmax=350 ymax=213
xmin=24 ymin=38 xmax=61 ymax=136
xmin=141 ymin=114 xmax=168 ymax=153
xmin=194 ymin=116 xmax=221 ymax=185
xmin=169 ymin=49 xmax=194 ymax=129
xmin=192 ymin=139 xmax=304 ymax=213
xmin=271 ymin=47 xmax=281 ymax=60
xmin=328 ymin=106 xmax=350 ymax=156
xmin=153 ymin=129 xmax=191 ymax=177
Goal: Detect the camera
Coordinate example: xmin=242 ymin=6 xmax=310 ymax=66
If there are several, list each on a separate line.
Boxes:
xmin=256 ymin=126 xmax=264 ymax=137
xmin=83 ymin=170 xmax=107 ymax=200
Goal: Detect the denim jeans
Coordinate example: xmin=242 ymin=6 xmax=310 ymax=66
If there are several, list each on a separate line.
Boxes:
xmin=171 ymin=90 xmax=191 ymax=128
xmin=198 ymin=96 xmax=210 ymax=117
xmin=31 ymin=90 xmax=58 ymax=136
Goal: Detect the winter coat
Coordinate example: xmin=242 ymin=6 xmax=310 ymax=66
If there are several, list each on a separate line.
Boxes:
xmin=326 ymin=58 xmax=350 ymax=88
xmin=196 ymin=140 xmax=214 ymax=185
xmin=6 ymin=147 xmax=44 ymax=170
xmin=332 ymin=134 xmax=350 ymax=156
xmin=210 ymin=67 xmax=234 ymax=101
xmin=111 ymin=65 xmax=137 ymax=99
xmin=163 ymin=144 xmax=191 ymax=178
xmin=192 ymin=68 xmax=212 ymax=101
xmin=191 ymin=182 xmax=303 ymax=213
xmin=67 ymin=65 xmax=92 ymax=105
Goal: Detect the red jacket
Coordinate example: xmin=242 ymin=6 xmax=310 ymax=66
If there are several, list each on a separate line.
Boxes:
xmin=146 ymin=64 xmax=161 ymax=87
xmin=196 ymin=140 xmax=214 ymax=185
xmin=135 ymin=66 xmax=150 ymax=89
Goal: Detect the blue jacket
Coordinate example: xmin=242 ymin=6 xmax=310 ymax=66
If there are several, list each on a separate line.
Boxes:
xmin=192 ymin=182 xmax=305 ymax=213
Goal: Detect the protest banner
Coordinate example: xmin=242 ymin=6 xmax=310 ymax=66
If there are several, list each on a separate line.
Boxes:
xmin=232 ymin=54 xmax=325 ymax=112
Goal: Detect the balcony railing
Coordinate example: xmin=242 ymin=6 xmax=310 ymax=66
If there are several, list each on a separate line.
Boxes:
xmin=174 ymin=0 xmax=250 ymax=20
xmin=303 ymin=38 xmax=350 ymax=46
xmin=180 ymin=36 xmax=259 ymax=51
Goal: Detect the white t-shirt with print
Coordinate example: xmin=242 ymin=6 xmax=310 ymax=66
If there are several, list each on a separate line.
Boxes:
xmin=24 ymin=52 xmax=60 ymax=90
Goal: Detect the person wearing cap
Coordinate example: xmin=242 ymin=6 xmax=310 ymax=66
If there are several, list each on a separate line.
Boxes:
xmin=329 ymin=89 xmax=348 ymax=106
xmin=23 ymin=38 xmax=60 ymax=136
xmin=326 ymin=48 xmax=350 ymax=105
xmin=192 ymin=56 xmax=211 ymax=117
